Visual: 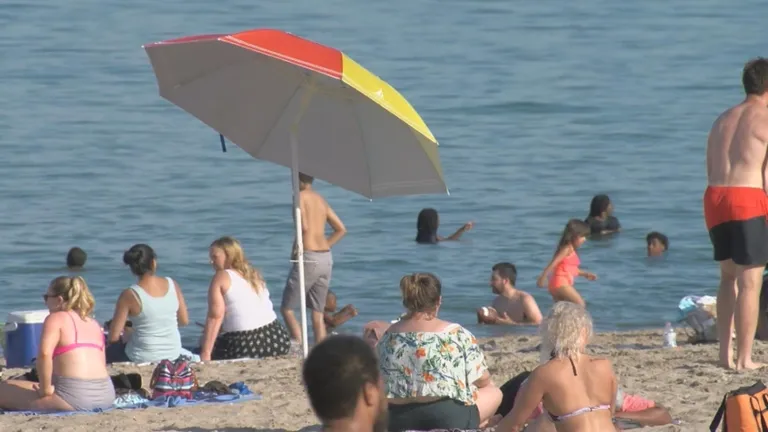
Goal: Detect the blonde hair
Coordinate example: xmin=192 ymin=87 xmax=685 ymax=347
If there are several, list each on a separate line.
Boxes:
xmin=540 ymin=302 xmax=593 ymax=361
xmin=210 ymin=236 xmax=265 ymax=293
xmin=48 ymin=276 xmax=96 ymax=320
xmin=400 ymin=273 xmax=441 ymax=313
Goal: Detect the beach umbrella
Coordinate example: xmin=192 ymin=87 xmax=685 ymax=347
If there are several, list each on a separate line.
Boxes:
xmin=143 ymin=28 xmax=447 ymax=357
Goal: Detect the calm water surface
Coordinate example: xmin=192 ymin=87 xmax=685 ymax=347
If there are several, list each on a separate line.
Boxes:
xmin=1 ymin=0 xmax=764 ymax=345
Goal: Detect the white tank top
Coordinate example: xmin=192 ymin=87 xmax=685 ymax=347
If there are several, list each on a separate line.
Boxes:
xmin=221 ymin=269 xmax=277 ymax=333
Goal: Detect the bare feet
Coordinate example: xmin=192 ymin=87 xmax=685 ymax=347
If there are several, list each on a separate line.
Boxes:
xmin=735 ymin=360 xmax=766 ymax=371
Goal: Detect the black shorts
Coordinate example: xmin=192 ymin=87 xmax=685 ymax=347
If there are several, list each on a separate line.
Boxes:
xmin=708 ymin=217 xmax=768 ymax=265
xmin=387 ymin=398 xmax=480 ymax=432
xmin=704 ymin=186 xmax=768 ymax=266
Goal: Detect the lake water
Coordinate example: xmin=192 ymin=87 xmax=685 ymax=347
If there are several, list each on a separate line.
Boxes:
xmin=1 ymin=0 xmax=764 ymax=345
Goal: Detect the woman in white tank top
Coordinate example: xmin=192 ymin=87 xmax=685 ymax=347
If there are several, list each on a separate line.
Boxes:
xmin=199 ymin=236 xmax=291 ymax=361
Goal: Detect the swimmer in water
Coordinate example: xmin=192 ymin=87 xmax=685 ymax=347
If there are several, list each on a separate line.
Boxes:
xmin=537 ymin=219 xmax=596 ymax=306
xmin=324 ymin=291 xmax=358 ymax=331
xmin=646 ymin=231 xmax=669 ymax=257
xmin=66 ymin=247 xmax=87 ymax=271
xmin=415 ymin=208 xmax=473 ymax=244
xmin=584 ymin=194 xmax=621 ymax=236
xmin=477 ymin=262 xmax=542 ymax=326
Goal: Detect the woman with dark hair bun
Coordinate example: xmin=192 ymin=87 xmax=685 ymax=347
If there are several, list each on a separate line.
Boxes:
xmin=106 ymin=244 xmax=189 ymax=363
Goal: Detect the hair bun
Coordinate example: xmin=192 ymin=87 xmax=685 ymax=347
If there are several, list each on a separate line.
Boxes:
xmin=123 ymin=248 xmax=142 ymax=265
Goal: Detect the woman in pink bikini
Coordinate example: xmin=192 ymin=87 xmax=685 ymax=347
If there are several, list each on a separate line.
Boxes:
xmin=0 ymin=276 xmax=115 ymax=411
xmin=537 ymin=219 xmax=596 ymax=306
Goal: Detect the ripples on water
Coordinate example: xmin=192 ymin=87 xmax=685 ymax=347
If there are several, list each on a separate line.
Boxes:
xmin=0 ymin=0 xmax=763 ymax=344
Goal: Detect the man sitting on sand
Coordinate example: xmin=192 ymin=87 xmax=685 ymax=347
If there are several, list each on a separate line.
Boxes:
xmin=477 ymin=262 xmax=542 ymax=326
xmin=66 ymin=247 xmax=87 ymax=271
xmin=646 ymin=231 xmax=669 ymax=257
xmin=303 ymin=335 xmax=388 ymax=432
xmin=324 ymin=291 xmax=358 ymax=331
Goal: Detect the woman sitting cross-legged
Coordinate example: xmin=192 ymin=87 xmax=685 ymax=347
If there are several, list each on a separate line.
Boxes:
xmin=496 ymin=302 xmax=618 ymax=432
xmin=0 ymin=276 xmax=115 ymax=411
xmin=378 ymin=272 xmax=503 ymax=431
xmin=199 ymin=236 xmax=291 ymax=361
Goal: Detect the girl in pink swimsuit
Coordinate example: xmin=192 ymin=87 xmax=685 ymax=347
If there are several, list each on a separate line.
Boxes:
xmin=537 ymin=219 xmax=596 ymax=306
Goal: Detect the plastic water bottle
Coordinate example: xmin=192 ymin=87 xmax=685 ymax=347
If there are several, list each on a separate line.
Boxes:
xmin=663 ymin=322 xmax=677 ymax=348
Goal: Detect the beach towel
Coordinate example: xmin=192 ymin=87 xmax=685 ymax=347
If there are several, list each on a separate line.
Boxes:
xmin=0 ymin=382 xmax=259 ymax=416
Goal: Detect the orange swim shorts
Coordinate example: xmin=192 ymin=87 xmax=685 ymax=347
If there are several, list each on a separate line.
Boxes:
xmin=703 ymin=186 xmax=768 ymax=266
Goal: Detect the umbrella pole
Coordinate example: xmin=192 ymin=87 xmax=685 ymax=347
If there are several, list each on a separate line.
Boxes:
xmin=289 ymin=127 xmax=310 ymax=358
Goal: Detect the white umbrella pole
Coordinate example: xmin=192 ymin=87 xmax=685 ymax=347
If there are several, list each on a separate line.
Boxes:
xmin=289 ymin=127 xmax=309 ymax=358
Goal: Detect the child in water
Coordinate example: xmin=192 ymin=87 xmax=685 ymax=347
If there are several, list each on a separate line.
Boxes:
xmin=537 ymin=219 xmax=597 ymax=306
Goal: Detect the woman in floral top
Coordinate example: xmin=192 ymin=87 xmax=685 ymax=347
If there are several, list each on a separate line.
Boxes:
xmin=377 ymin=272 xmax=503 ymax=431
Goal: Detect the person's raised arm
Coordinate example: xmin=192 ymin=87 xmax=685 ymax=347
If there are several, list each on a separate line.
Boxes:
xmin=199 ymin=271 xmax=228 ymax=361
xmin=36 ymin=315 xmax=60 ymax=397
xmin=325 ymin=205 xmax=346 ymax=247
xmin=537 ymin=247 xmax=570 ymax=288
xmin=108 ymin=289 xmax=134 ymax=344
xmin=174 ymin=279 xmax=189 ymax=327
xmin=441 ymin=221 xmax=473 ymax=241
xmin=496 ymin=370 xmax=547 ymax=432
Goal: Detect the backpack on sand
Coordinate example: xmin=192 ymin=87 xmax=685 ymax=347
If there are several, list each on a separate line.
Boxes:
xmin=149 ymin=357 xmax=199 ymax=400
xmin=710 ymin=381 xmax=768 ymax=431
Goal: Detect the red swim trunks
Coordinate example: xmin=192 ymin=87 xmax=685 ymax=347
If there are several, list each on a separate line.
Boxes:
xmin=703 ymin=186 xmax=768 ymax=265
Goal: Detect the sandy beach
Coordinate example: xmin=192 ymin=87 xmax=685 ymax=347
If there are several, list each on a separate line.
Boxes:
xmin=0 ymin=329 xmax=762 ymax=431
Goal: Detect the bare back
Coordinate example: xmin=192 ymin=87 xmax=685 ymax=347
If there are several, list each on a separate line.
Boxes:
xmin=48 ymin=312 xmax=109 ymax=379
xmin=707 ymin=101 xmax=768 ymax=189
xmin=538 ymin=356 xmax=616 ymax=431
xmin=299 ymin=188 xmax=345 ymax=252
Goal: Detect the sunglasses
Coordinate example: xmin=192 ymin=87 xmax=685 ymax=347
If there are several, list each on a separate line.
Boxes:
xmin=42 ymin=294 xmax=58 ymax=302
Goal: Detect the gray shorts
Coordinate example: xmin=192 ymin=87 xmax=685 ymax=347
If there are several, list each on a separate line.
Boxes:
xmin=53 ymin=375 xmax=116 ymax=411
xmin=281 ymin=251 xmax=333 ymax=312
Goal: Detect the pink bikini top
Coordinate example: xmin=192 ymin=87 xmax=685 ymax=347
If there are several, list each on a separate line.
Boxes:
xmin=52 ymin=312 xmax=105 ymax=359
xmin=555 ymin=251 xmax=581 ymax=276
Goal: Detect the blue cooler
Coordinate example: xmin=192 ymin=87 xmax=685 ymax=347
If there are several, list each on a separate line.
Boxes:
xmin=5 ymin=310 xmax=49 ymax=368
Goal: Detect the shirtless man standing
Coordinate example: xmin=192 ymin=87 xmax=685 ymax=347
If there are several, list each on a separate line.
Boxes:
xmin=281 ymin=173 xmax=346 ymax=345
xmin=705 ymin=58 xmax=768 ymax=370
xmin=477 ymin=262 xmax=542 ymax=326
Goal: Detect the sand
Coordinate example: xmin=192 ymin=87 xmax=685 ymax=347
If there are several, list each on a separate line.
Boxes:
xmin=0 ymin=329 xmax=763 ymax=432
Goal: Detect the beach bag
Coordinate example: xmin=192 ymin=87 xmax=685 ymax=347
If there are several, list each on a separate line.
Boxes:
xmin=710 ymin=381 xmax=768 ymax=431
xmin=149 ymin=357 xmax=199 ymax=400
xmin=679 ymin=295 xmax=718 ymax=343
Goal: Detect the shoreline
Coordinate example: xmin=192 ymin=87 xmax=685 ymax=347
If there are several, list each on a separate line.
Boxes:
xmin=0 ymin=328 xmax=758 ymax=431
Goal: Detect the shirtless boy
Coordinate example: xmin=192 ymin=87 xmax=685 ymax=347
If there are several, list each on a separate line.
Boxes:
xmin=704 ymin=58 xmax=768 ymax=370
xmin=477 ymin=262 xmax=542 ymax=326
xmin=281 ymin=173 xmax=347 ymax=345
